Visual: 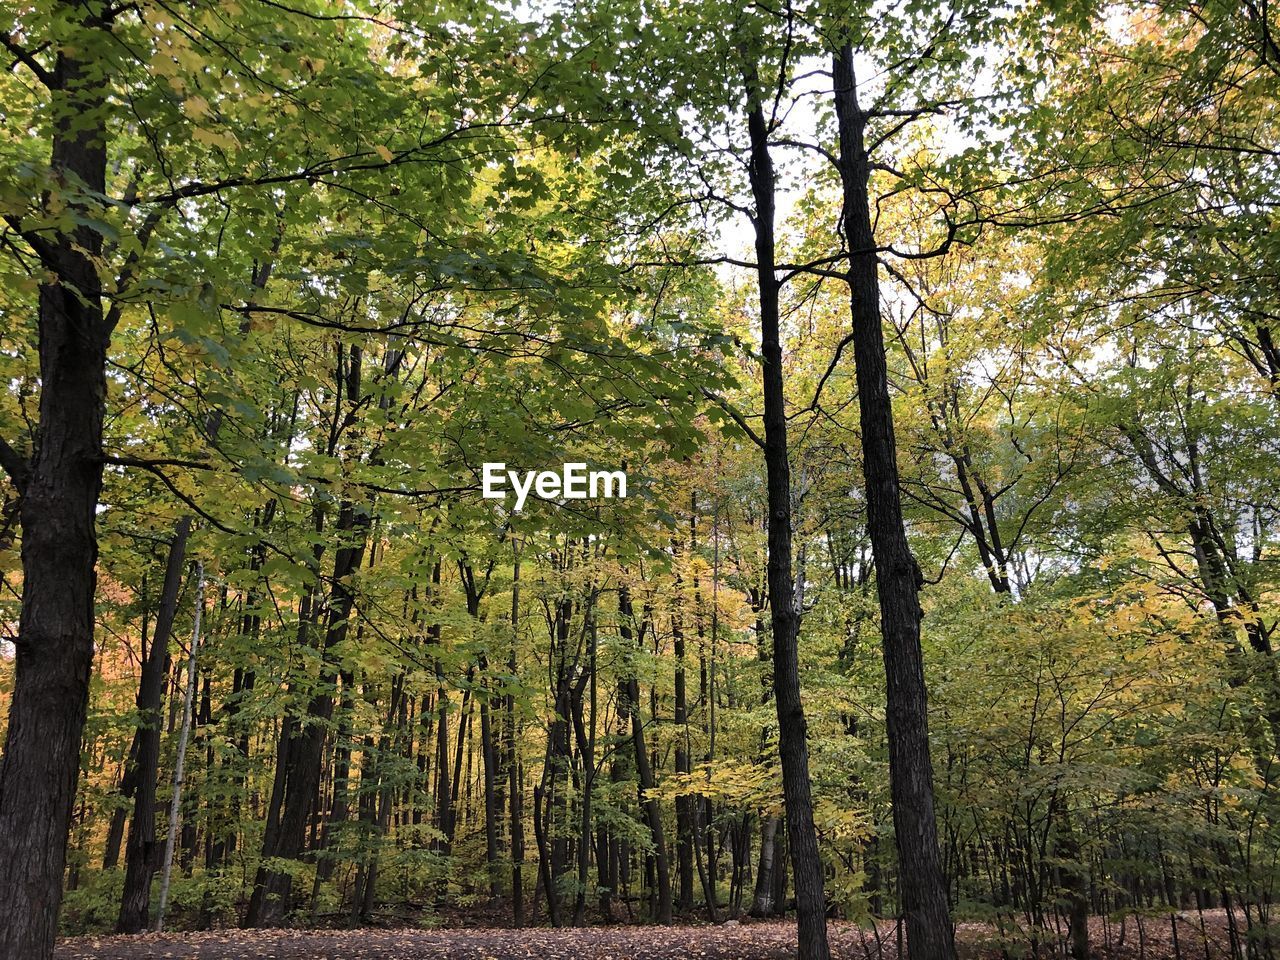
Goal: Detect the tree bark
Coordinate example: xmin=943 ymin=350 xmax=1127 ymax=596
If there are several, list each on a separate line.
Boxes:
xmin=312 ymin=671 xmax=355 ymax=889
xmin=672 ymin=576 xmax=695 ymax=913
xmin=117 ymin=518 xmax=192 ymax=932
xmin=508 ymin=548 xmax=526 ymax=926
xmin=832 ymin=41 xmax=957 ymax=960
xmin=742 ymin=59 xmax=832 ymax=960
xmin=479 ymin=680 xmax=502 ymax=901
xmin=0 ymin=9 xmax=112 ymax=957
xmin=618 ymin=587 xmax=673 ymax=925
xmin=154 ymin=564 xmax=206 ymax=931
xmin=751 ymin=815 xmax=780 ymax=917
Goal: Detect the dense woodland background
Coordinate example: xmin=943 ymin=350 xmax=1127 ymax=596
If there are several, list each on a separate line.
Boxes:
xmin=1 ymin=0 xmax=1278 ymax=959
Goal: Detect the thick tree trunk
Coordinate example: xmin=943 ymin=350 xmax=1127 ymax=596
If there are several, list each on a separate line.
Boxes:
xmin=0 ymin=12 xmax=112 ymax=957
xmin=117 ymin=518 xmax=192 ymax=932
xmin=832 ymin=42 xmax=956 ymax=960
xmin=742 ymin=65 xmax=832 ymax=960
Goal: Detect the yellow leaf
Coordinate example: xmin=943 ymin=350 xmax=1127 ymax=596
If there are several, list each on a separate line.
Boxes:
xmin=183 ymin=95 xmax=210 ymax=119
xmin=374 ymin=144 xmax=393 ymax=163
xmin=192 ymin=127 xmax=237 ymax=151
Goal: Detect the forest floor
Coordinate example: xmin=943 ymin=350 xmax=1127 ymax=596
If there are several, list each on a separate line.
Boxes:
xmin=55 ymin=911 xmax=1243 ymax=960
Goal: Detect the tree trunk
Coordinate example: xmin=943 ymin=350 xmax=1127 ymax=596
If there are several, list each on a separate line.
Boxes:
xmin=154 ymin=565 xmax=206 ymax=932
xmin=569 ymin=603 xmax=598 ymax=925
xmin=618 ymin=587 xmax=673 ymax=925
xmin=832 ymin=41 xmax=956 ymax=960
xmin=313 ymin=671 xmax=355 ymax=888
xmin=508 ymin=548 xmax=526 ymax=926
xmin=742 ymin=60 xmax=831 ymax=960
xmin=752 ymin=815 xmax=780 ymax=917
xmin=245 ymin=497 xmax=369 ymax=926
xmin=673 ymin=584 xmax=695 ymax=913
xmin=479 ymin=683 xmax=502 ymax=901
xmin=0 ymin=10 xmax=112 ymax=956
xmin=117 ymin=518 xmax=192 ymax=932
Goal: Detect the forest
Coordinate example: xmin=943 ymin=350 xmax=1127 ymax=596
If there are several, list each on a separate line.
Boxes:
xmin=0 ymin=0 xmax=1276 ymax=959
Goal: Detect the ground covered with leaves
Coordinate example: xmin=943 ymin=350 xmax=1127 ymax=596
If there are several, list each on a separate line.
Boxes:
xmin=55 ymin=913 xmax=1242 ymax=960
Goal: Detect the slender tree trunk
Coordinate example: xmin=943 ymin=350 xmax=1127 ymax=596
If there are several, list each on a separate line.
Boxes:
xmin=533 ymin=739 xmax=562 ymax=927
xmin=460 ymin=556 xmax=503 ymax=902
xmin=742 ymin=60 xmax=831 ymax=960
xmin=351 ymin=674 xmax=402 ymax=923
xmin=246 ymin=344 xmax=373 ymax=927
xmin=619 ymin=587 xmax=673 ymax=924
xmin=692 ymin=506 xmax=721 ymax=921
xmin=773 ymin=819 xmax=789 ymax=918
xmin=103 ymin=596 xmax=150 ymax=875
xmin=102 ymin=773 xmax=132 ymax=870
xmin=117 ymin=517 xmax=192 ymax=932
xmin=480 ymin=681 xmax=502 ymax=901
xmin=570 ymin=604 xmax=598 ymax=926
xmin=509 ymin=547 xmax=526 ymax=926
xmin=598 ymin=763 xmax=615 ymax=919
xmin=155 ymin=564 xmax=206 ymax=932
xmin=449 ymin=681 xmax=473 ymax=819
xmin=832 ymin=41 xmax=956 ymax=960
xmin=351 ymin=718 xmax=380 ymax=923
xmin=548 ymin=656 xmax=573 ymax=921
xmin=426 ymin=560 xmax=455 ymax=908
xmin=673 ymin=577 xmax=695 ymax=913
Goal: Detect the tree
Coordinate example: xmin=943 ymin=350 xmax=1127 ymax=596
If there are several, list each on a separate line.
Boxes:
xmin=830 ymin=39 xmax=957 ymax=960
xmin=0 ymin=7 xmax=116 ymax=956
xmin=742 ymin=46 xmax=833 ymax=960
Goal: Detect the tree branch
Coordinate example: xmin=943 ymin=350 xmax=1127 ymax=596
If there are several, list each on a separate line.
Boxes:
xmin=0 ymin=31 xmax=53 ymax=87
xmin=701 ymin=387 xmax=765 ymax=450
xmin=0 ymin=436 xmax=29 ymax=492
xmin=3 ymin=213 xmax=60 ymax=270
